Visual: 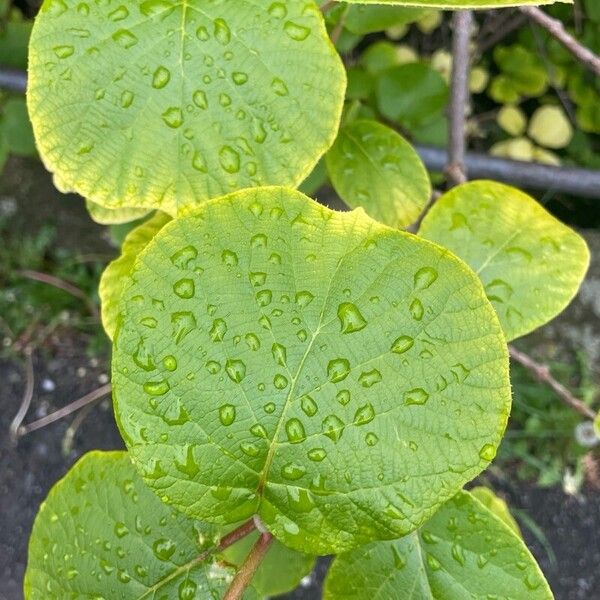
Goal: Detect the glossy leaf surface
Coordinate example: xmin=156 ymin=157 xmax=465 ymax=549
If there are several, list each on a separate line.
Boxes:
xmin=28 ymin=0 xmax=345 ymax=215
xmin=326 ymin=120 xmax=431 ymax=228
xmin=100 ymin=212 xmax=171 ymax=339
xmin=419 ymin=180 xmax=590 ymax=340
xmin=24 ymin=451 xmax=245 ymax=599
xmin=323 ymin=491 xmax=553 ymax=600
xmin=113 ymin=187 xmax=510 ymax=555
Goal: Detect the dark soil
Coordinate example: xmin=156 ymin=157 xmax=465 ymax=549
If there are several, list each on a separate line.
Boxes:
xmin=1 ymin=158 xmax=599 ymax=600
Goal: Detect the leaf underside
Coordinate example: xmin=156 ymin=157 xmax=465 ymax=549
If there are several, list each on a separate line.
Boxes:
xmin=28 ymin=0 xmax=345 ymax=216
xmin=323 ymin=490 xmax=553 ymax=600
xmin=113 ymin=187 xmax=510 ymax=555
xmin=419 ymin=180 xmax=590 ymax=341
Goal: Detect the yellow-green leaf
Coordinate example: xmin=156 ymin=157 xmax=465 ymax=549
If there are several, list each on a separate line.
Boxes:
xmin=419 ymin=180 xmax=590 ymax=340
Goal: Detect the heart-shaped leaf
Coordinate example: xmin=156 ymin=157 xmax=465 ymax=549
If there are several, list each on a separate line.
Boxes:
xmin=112 ymin=187 xmax=510 ymax=555
xmin=28 ymin=0 xmax=345 ymax=216
xmin=326 ymin=120 xmax=431 ymax=228
xmin=323 ymin=490 xmax=553 ymax=600
xmin=100 ymin=212 xmax=172 ymax=339
xmin=24 ymin=451 xmax=245 ymax=599
xmin=419 ymin=180 xmax=590 ymax=341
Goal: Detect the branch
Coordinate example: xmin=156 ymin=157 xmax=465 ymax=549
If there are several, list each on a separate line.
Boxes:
xmin=509 ymin=346 xmax=596 ymax=421
xmin=9 ymin=349 xmax=34 ymax=442
xmin=0 ymin=66 xmax=27 ymax=92
xmin=223 ymin=532 xmax=274 ymax=600
xmin=18 ymin=383 xmax=112 ymax=436
xmin=447 ymin=10 xmax=473 ymax=186
xmin=520 ymin=6 xmax=600 ymax=77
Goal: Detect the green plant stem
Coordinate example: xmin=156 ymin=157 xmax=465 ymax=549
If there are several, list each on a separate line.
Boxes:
xmin=330 ymin=5 xmax=349 ymax=45
xmin=223 ymin=531 xmax=274 ymax=600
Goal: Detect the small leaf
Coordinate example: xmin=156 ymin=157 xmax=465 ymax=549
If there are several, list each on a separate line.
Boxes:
xmin=497 ymin=104 xmax=527 ymax=136
xmin=28 ymin=0 xmax=345 ymax=216
xmin=113 ymin=187 xmax=510 ymax=555
xmin=323 ymin=490 xmax=553 ymax=600
xmin=419 ymin=180 xmax=590 ymax=340
xmin=528 ymin=105 xmax=573 ymax=149
xmin=326 ymin=120 xmax=431 ymax=228
xmin=24 ymin=451 xmax=245 ymax=599
xmin=376 ymin=63 xmax=448 ymax=130
xmin=100 ymin=212 xmax=171 ymax=339
xmin=2 ymin=97 xmax=36 ymax=157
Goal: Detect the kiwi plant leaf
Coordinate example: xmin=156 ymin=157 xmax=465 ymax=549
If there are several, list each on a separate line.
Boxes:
xmin=112 ymin=187 xmax=510 ymax=555
xmin=323 ymin=490 xmax=553 ymax=600
xmin=27 ymin=0 xmax=345 ymax=216
xmin=326 ymin=120 xmax=431 ymax=228
xmin=419 ymin=180 xmax=590 ymax=341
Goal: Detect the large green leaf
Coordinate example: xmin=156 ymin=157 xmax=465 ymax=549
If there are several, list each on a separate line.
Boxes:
xmin=418 ymin=181 xmax=590 ymax=341
xmin=326 ymin=120 xmax=431 ymax=228
xmin=28 ymin=0 xmax=345 ymax=216
xmin=112 ymin=187 xmax=510 ymax=555
xmin=100 ymin=212 xmax=172 ymax=340
xmin=323 ymin=490 xmax=553 ymax=600
xmin=24 ymin=451 xmax=245 ymax=599
xmin=341 ymin=1 xmax=570 ymax=8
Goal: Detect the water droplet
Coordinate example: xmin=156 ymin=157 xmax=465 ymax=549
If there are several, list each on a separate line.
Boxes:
xmin=410 ymin=299 xmax=424 ymax=321
xmin=173 ymin=278 xmax=194 ymax=299
xmin=426 ymin=554 xmax=442 ymax=571
xmin=282 ymin=462 xmax=306 ymax=480
xmin=178 ymin=579 xmax=197 ymax=600
xmin=152 ymin=66 xmax=171 ymax=89
xmin=284 ymin=21 xmax=310 ymax=41
xmin=337 ymin=302 xmax=367 ymax=334
xmin=285 ymin=418 xmax=306 ymax=443
xmin=152 ymin=538 xmax=176 ymax=561
xmin=192 ymin=90 xmax=208 ymax=109
xmin=219 ymin=145 xmax=240 ymax=173
xmin=53 ymin=45 xmax=74 ymax=59
xmin=250 ymin=424 xmax=267 ymax=438
xmin=404 ymin=388 xmax=429 ymax=406
xmin=171 ymin=311 xmax=196 ymax=343
xmin=484 ymin=279 xmax=513 ymax=303
xmin=327 ymin=358 xmax=350 ymax=383
xmin=121 ymin=90 xmax=134 ymax=108
xmin=214 ymin=18 xmax=231 ymax=45
xmin=271 ymin=343 xmax=287 ymax=366
xmin=365 ymin=432 xmax=379 ymax=446
xmin=301 ymin=395 xmax=318 ymax=417
xmin=221 ymin=249 xmax=239 ymax=267
xmin=322 ymin=415 xmax=344 ymax=442
xmin=271 ymin=77 xmax=289 ymax=96
xmin=114 ymin=522 xmax=129 ymax=538
xmin=264 ymin=402 xmax=276 ymax=414
xmin=241 ymin=442 xmax=259 ymax=457
xmin=354 ymin=403 xmax=375 ymax=425
xmin=307 ymin=448 xmax=326 ymax=462
xmin=451 ymin=543 xmax=465 ymax=566
xmin=245 ymin=333 xmax=261 ymax=351
xmin=144 ymin=379 xmax=170 ymax=396
xmin=274 ymin=374 xmax=288 ymax=389
xmin=414 ymin=267 xmax=438 ymax=290
xmin=232 ymin=71 xmax=248 ymax=85
xmin=295 ymin=290 xmax=314 ymax=307
xmin=225 ymin=360 xmax=246 ymax=383
xmin=391 ymin=335 xmax=414 ymax=354
xmin=210 ymin=318 xmax=227 ymax=341
xmin=206 ymin=360 xmax=220 ymax=374
xmin=219 ymin=404 xmax=236 ymax=426
xmin=249 ymin=271 xmax=267 ymax=287
xmin=133 ymin=340 xmax=155 ymax=371
xmin=171 ymin=245 xmax=197 ymax=269
xmin=256 ymin=289 xmax=272 ymax=307
xmin=112 ymin=29 xmax=138 ymax=49
xmin=268 ymin=2 xmax=287 ymax=18
xmin=479 ymin=443 xmax=496 ymax=461
xmin=162 ymin=107 xmax=183 ymax=128
xmin=358 ymin=369 xmax=381 ymax=388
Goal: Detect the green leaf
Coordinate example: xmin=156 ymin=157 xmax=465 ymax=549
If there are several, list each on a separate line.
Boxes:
xmin=86 ymin=200 xmax=152 ymax=225
xmin=419 ymin=181 xmax=590 ymax=341
xmin=360 ymin=41 xmax=403 ymax=75
xmin=2 ymin=97 xmax=36 ymax=156
xmin=323 ymin=490 xmax=553 ymax=600
xmin=222 ymin=531 xmax=315 ymax=597
xmin=469 ymin=486 xmax=521 ymax=536
xmin=28 ymin=0 xmax=345 ymax=216
xmin=24 ymin=450 xmax=249 ymax=599
xmin=376 ymin=63 xmax=448 ymax=129
xmin=0 ymin=20 xmax=32 ymax=69
xmin=112 ymin=186 xmax=510 ymax=555
xmin=345 ymin=6 xmax=427 ymax=35
xmin=326 ymin=120 xmax=431 ymax=228
xmin=493 ymin=45 xmax=549 ymax=98
xmin=100 ymin=212 xmax=172 ymax=340
xmin=341 ymin=0 xmax=570 ymax=7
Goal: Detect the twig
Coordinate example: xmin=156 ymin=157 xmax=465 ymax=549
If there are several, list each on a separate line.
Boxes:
xmin=330 ymin=5 xmax=349 ymax=45
xmin=19 ymin=269 xmax=99 ymax=320
xmin=320 ymin=0 xmax=336 ymax=13
xmin=477 ymin=12 xmax=528 ymax=58
xmin=509 ymin=346 xmax=596 ymax=421
xmin=446 ymin=10 xmax=473 ymax=186
xmin=520 ymin=6 xmax=600 ymax=77
xmin=18 ymin=383 xmax=112 ymax=436
xmin=223 ymin=531 xmax=274 ymax=600
xmin=9 ymin=349 xmax=34 ymax=442
xmin=0 ymin=65 xmax=27 ymax=92
xmin=61 ymin=401 xmax=96 ymax=455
